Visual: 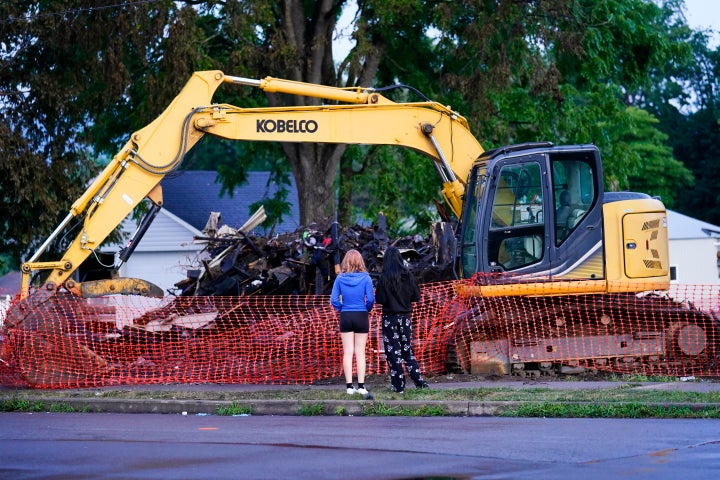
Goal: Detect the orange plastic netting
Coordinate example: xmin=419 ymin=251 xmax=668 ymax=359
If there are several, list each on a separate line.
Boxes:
xmin=1 ymin=279 xmax=719 ymax=389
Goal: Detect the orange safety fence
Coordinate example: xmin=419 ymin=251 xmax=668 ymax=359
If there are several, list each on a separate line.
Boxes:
xmin=0 ymin=277 xmax=719 ymax=389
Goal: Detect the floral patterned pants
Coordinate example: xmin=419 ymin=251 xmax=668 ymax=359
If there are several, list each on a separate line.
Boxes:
xmin=381 ymin=313 xmax=426 ymax=392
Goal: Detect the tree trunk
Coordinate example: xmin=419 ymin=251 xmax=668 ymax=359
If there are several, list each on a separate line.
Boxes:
xmin=281 ymin=142 xmax=346 ymax=226
xmin=337 ymin=153 xmax=355 ymax=225
xmin=263 ymin=0 xmax=384 ymax=227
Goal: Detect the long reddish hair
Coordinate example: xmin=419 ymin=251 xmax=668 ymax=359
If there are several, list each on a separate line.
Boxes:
xmin=340 ymin=249 xmax=367 ymax=273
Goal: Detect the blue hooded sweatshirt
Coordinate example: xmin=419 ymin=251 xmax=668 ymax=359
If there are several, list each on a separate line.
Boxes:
xmin=330 ymin=272 xmax=374 ymax=312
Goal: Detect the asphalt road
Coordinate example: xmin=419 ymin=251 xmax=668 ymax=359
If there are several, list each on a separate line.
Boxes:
xmin=1 ymin=413 xmax=719 ymax=479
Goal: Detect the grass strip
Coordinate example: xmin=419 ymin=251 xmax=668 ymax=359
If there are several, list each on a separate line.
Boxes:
xmin=503 ymin=402 xmax=720 ymax=419
xmin=0 ymin=398 xmax=87 ymax=413
xmin=361 ymin=402 xmax=446 ymax=416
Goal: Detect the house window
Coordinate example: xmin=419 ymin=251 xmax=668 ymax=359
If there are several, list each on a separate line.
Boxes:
xmin=669 ymin=265 xmax=677 ymax=282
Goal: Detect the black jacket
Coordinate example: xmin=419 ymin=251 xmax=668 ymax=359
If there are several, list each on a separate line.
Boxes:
xmin=375 ymin=272 xmax=420 ymax=315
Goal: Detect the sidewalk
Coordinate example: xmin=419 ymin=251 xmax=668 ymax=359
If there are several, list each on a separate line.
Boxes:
xmin=2 ymin=376 xmax=719 ymax=416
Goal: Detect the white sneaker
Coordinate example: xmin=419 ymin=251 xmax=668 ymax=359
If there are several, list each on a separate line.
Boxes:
xmin=356 ymin=387 xmax=369 ymax=395
xmin=346 ymin=387 xmax=356 ymax=395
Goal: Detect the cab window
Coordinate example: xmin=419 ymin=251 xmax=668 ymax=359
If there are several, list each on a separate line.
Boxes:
xmin=459 ymin=168 xmax=485 ymax=276
xmin=490 ymin=163 xmax=543 ymax=228
xmin=552 ymin=158 xmax=595 ymax=245
xmin=488 ymin=162 xmax=544 ymax=270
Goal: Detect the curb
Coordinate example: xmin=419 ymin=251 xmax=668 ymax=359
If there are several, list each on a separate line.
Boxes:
xmin=8 ymin=397 xmax=720 ymax=416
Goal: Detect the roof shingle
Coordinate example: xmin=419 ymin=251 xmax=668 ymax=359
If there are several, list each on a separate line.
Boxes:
xmin=162 ymin=171 xmax=301 ymax=234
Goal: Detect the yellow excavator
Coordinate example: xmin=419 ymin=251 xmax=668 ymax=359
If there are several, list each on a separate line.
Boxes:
xmin=5 ymin=70 xmax=716 ymax=378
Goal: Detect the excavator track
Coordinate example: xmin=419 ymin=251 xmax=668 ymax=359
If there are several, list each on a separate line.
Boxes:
xmin=444 ymin=292 xmax=720 ymax=378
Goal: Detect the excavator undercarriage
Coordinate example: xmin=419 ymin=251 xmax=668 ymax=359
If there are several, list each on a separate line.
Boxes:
xmin=444 ymin=291 xmax=720 ymax=378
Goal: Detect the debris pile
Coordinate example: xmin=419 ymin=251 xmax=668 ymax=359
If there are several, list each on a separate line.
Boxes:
xmin=173 ymin=209 xmax=457 ymax=297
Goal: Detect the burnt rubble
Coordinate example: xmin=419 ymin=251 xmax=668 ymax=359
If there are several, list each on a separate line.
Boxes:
xmin=173 ymin=211 xmax=457 ymax=297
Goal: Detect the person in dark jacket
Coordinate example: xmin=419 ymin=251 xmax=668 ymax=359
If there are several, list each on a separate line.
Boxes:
xmin=330 ymin=249 xmax=375 ymax=395
xmin=375 ymin=246 xmax=429 ymax=393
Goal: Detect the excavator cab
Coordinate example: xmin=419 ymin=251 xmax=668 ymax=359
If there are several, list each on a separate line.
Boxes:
xmin=458 ymin=142 xmax=670 ymax=292
xmin=458 ymin=143 xmax=604 ymax=281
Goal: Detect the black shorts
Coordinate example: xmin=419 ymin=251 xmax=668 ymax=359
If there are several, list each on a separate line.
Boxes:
xmin=339 ymin=311 xmax=369 ymax=333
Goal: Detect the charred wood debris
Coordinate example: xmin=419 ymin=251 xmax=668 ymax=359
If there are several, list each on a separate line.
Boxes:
xmin=173 ymin=210 xmax=457 ymax=297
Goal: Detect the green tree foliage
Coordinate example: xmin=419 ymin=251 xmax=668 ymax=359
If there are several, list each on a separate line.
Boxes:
xmin=419 ymin=0 xmax=694 ymax=200
xmin=0 ymin=2 xmax=279 ymax=277
xmin=0 ymin=0 xmax=147 ymax=266
xmin=674 ymin=102 xmax=720 ymax=224
xmin=622 ymin=107 xmax=693 ymax=206
xmin=339 ymin=144 xmax=439 ymax=235
xmin=335 ymin=1 xmax=441 ymax=228
xmin=641 ymin=21 xmax=720 ymax=225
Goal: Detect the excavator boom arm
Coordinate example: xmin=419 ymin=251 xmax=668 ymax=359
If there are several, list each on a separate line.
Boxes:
xmin=192 ymin=101 xmax=482 ymax=210
xmin=21 ymin=70 xmax=483 ymax=295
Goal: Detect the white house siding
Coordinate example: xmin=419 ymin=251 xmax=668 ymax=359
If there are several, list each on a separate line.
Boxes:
xmin=666 ymin=210 xmax=720 ymax=286
xmin=668 ymin=238 xmax=719 ymax=285
xmin=109 ymin=208 xmax=204 ymax=295
xmin=665 ymin=210 xmax=720 ymax=313
xmin=118 ymin=251 xmax=198 ymax=296
xmin=0 ymin=295 xmax=9 ymax=327
xmin=666 ymin=238 xmax=719 ymax=312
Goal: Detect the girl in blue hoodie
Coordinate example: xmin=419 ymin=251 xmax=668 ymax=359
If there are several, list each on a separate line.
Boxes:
xmin=331 ymin=249 xmax=375 ymax=395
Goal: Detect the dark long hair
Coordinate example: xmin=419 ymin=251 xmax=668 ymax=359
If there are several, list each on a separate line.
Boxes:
xmin=380 ymin=246 xmax=407 ymax=291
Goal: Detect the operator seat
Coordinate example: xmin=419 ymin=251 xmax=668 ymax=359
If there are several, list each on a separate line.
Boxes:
xmin=556 ymin=190 xmax=571 ymax=241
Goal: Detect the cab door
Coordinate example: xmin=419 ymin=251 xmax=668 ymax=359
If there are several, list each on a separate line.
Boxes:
xmin=546 ymin=150 xmax=604 ymax=280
